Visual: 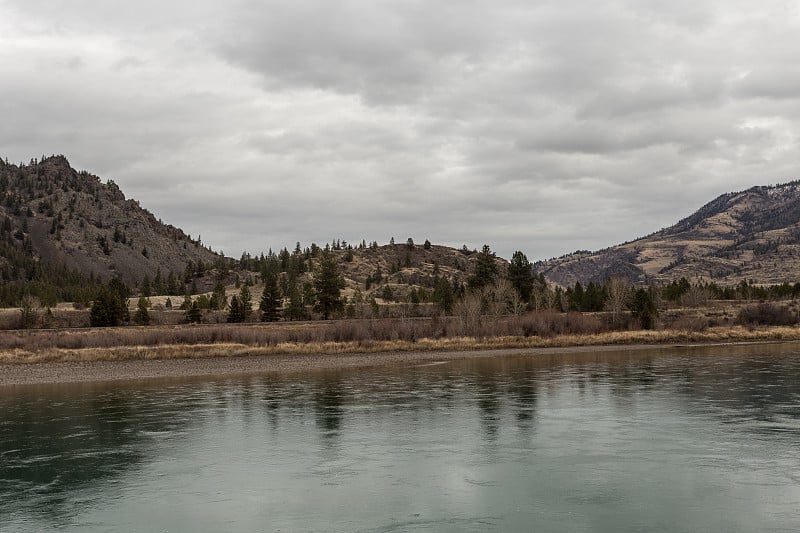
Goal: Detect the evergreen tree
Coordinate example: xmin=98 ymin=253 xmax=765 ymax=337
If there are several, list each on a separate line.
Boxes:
xmin=432 ymin=276 xmax=455 ymax=314
xmin=166 ymin=270 xmax=179 ymax=295
xmin=260 ymin=272 xmax=282 ymax=322
xmin=210 ymin=281 xmax=227 ymax=310
xmin=285 ymin=285 xmax=307 ymax=321
xmin=507 ymin=250 xmax=533 ymax=301
xmin=631 ymin=287 xmax=659 ymax=330
xmin=153 ymin=268 xmax=164 ymax=294
xmin=467 ymin=244 xmax=498 ymax=290
xmin=227 ymin=294 xmax=244 ymax=323
xmin=185 ymin=301 xmax=202 ymax=323
xmin=584 ymin=281 xmax=606 ymax=312
xmin=570 ymin=281 xmax=585 ymax=311
xmin=140 ymin=274 xmax=152 ymax=298
xmin=134 ymin=296 xmax=150 ymax=325
xmin=90 ymin=277 xmax=129 ymax=327
xmin=238 ymin=284 xmax=252 ymax=321
xmin=313 ymin=250 xmax=345 ymax=319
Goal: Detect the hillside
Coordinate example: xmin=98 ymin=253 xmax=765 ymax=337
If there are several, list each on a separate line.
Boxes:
xmin=238 ymin=240 xmax=509 ymax=306
xmin=0 ymin=155 xmax=222 ymax=302
xmin=534 ymin=182 xmax=800 ymax=286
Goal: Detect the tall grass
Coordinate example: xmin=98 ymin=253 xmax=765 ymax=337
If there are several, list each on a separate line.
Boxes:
xmin=3 ymin=312 xmax=800 ymax=364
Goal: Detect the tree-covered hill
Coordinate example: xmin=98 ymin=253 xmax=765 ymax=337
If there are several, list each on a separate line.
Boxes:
xmin=0 ymin=155 xmax=222 ymax=305
xmin=236 ymin=239 xmax=511 ymax=317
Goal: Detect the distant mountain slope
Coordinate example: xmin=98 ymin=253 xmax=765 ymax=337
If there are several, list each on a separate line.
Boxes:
xmin=534 ymin=182 xmax=800 ymax=286
xmin=0 ymin=155 xmax=221 ymax=290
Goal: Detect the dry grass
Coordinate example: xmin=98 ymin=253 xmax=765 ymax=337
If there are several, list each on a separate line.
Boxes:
xmin=3 ymin=322 xmax=800 ymax=365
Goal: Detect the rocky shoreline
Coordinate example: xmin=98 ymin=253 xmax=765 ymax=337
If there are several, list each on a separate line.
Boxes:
xmin=3 ymin=341 xmax=795 ymax=387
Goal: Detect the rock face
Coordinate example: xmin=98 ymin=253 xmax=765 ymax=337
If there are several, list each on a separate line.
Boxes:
xmin=534 ymin=182 xmax=800 ymax=286
xmin=0 ymin=155 xmax=221 ymax=287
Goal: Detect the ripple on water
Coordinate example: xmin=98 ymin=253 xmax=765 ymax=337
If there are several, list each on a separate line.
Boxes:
xmin=3 ymin=347 xmax=800 ymax=532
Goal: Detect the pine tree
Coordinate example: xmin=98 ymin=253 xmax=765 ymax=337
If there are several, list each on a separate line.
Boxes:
xmin=227 ymin=295 xmax=244 ymax=323
xmin=507 ymin=251 xmax=534 ymax=301
xmin=238 ymin=284 xmax=252 ymax=321
xmin=90 ymin=277 xmax=129 ymax=327
xmin=285 ymin=285 xmax=307 ymax=321
xmin=210 ymin=281 xmax=227 ymax=310
xmin=185 ymin=301 xmax=202 ymax=323
xmin=140 ymin=274 xmax=152 ymax=298
xmin=569 ymin=281 xmax=585 ymax=311
xmin=313 ymin=250 xmax=345 ymax=319
xmin=260 ymin=271 xmax=282 ymax=322
xmin=631 ymin=287 xmax=659 ymax=330
xmin=432 ymin=276 xmax=455 ymax=314
xmin=134 ymin=296 xmax=150 ymax=325
xmin=467 ymin=244 xmax=498 ymax=290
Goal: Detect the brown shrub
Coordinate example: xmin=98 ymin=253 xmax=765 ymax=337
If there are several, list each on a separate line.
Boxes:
xmin=667 ymin=315 xmax=709 ymax=332
xmin=498 ymin=311 xmax=605 ymax=338
xmin=737 ymin=303 xmax=797 ymax=327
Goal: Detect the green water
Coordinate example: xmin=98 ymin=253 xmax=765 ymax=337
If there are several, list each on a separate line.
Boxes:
xmin=2 ymin=344 xmax=800 ymax=532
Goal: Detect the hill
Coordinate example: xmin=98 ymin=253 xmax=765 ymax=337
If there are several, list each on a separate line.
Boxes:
xmin=238 ymin=240 xmax=509 ymax=308
xmin=0 ymin=155 xmax=222 ymax=304
xmin=534 ymin=182 xmax=800 ymax=286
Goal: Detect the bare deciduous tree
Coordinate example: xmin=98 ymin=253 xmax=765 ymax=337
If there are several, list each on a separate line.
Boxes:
xmin=604 ymin=277 xmax=631 ymax=325
xmin=454 ymin=290 xmax=483 ymax=336
xmin=484 ymin=279 xmax=514 ymax=317
xmin=532 ymin=285 xmax=560 ymax=311
xmin=679 ymin=285 xmax=708 ymax=308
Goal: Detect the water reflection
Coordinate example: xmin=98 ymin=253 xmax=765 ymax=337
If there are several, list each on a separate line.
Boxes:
xmin=0 ymin=383 xmax=197 ymax=524
xmin=476 ymin=370 xmax=500 ymax=441
xmin=2 ymin=343 xmax=800 ymax=532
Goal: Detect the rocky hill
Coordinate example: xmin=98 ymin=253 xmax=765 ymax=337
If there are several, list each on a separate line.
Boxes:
xmin=534 ymin=181 xmax=800 ymax=287
xmin=0 ymin=155 xmax=222 ymax=298
xmin=238 ymin=240 xmax=509 ymax=306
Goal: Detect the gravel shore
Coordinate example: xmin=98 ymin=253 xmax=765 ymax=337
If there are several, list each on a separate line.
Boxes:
xmin=2 ymin=341 xmax=795 ymax=387
xmin=0 ymin=344 xmax=685 ymax=386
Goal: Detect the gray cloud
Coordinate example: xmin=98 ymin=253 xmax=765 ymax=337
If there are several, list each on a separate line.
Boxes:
xmin=1 ymin=0 xmax=799 ymax=261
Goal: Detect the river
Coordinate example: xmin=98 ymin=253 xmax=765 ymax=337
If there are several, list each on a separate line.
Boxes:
xmin=2 ymin=343 xmax=800 ymax=532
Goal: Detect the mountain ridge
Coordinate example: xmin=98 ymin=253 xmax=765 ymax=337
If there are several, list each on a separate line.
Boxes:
xmin=4 ymin=154 xmax=798 ymax=308
xmin=0 ymin=155 xmax=222 ymax=302
xmin=534 ymin=181 xmax=800 ymax=286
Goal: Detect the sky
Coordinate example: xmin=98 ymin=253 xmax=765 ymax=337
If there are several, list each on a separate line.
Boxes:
xmin=1 ymin=0 xmax=799 ymax=261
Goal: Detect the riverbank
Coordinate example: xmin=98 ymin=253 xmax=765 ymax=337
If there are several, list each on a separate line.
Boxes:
xmin=2 ymin=325 xmax=800 ymax=386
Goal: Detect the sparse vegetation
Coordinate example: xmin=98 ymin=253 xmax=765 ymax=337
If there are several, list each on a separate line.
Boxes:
xmin=737 ymin=302 xmax=796 ymax=327
xmin=3 ymin=319 xmax=800 ymax=365
xmin=5 ymin=155 xmax=800 ymax=373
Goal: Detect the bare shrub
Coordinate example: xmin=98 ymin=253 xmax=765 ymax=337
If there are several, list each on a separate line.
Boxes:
xmin=499 ymin=311 xmax=604 ymax=338
xmin=679 ymin=285 xmax=709 ymax=308
xmin=0 ymin=310 xmax=21 ymax=330
xmin=668 ymin=315 xmax=709 ymax=332
xmin=331 ymin=321 xmax=368 ymax=343
xmin=737 ymin=303 xmax=796 ymax=326
xmin=454 ymin=292 xmax=483 ymax=336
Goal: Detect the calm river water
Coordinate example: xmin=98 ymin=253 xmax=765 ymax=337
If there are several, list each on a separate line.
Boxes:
xmin=2 ymin=344 xmax=800 ymax=532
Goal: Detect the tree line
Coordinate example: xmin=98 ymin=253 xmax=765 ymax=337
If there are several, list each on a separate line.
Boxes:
xmin=12 ymin=234 xmax=800 ymax=330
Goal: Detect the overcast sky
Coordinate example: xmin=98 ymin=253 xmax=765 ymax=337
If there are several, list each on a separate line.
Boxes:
xmin=2 ymin=1 xmax=799 ymax=260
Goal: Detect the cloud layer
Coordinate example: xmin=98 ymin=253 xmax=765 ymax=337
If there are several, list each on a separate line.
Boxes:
xmin=2 ymin=0 xmax=799 ymax=259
